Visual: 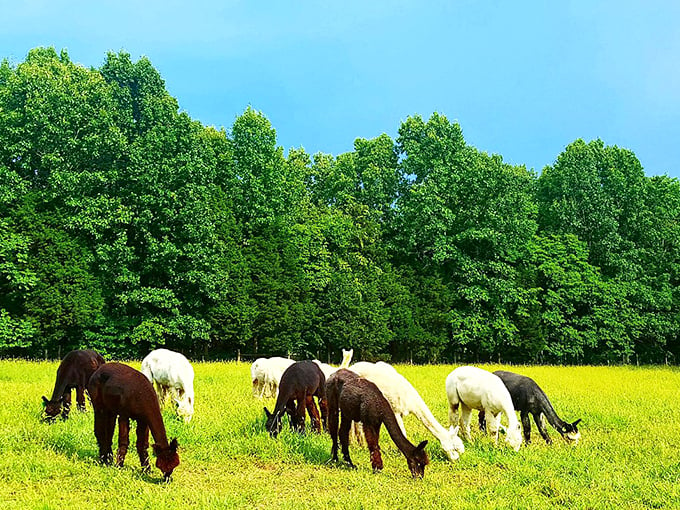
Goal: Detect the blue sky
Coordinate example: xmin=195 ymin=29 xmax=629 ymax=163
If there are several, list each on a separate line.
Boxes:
xmin=3 ymin=1 xmax=680 ymax=177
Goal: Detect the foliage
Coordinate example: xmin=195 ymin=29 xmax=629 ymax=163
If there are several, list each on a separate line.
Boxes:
xmin=0 ymin=47 xmax=679 ymax=363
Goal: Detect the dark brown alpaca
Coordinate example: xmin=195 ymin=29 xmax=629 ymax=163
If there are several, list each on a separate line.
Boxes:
xmin=42 ymin=349 xmax=105 ymax=422
xmin=326 ymin=369 xmax=430 ymax=478
xmin=87 ymin=363 xmax=180 ymax=481
xmin=264 ymin=360 xmax=328 ymax=438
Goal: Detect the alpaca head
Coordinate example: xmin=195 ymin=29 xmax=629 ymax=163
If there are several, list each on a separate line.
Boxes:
xmin=174 ymin=396 xmax=194 ymax=423
xmin=506 ymin=422 xmax=523 ymax=451
xmin=264 ymin=407 xmax=283 ymax=437
xmin=153 ymin=438 xmax=180 ymax=482
xmin=441 ymin=425 xmax=465 ymax=461
xmin=340 ymin=349 xmax=354 ymax=368
xmin=407 ymin=440 xmax=430 ymax=479
xmin=41 ymin=396 xmax=62 ymax=422
xmin=560 ymin=418 xmax=582 ymax=444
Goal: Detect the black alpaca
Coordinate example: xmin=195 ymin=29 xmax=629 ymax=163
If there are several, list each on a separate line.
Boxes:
xmin=264 ymin=360 xmax=328 ymax=437
xmin=326 ymin=369 xmax=429 ymax=478
xmin=478 ymin=370 xmax=581 ymax=444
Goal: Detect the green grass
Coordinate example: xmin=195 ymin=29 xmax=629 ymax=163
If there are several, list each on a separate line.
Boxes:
xmin=1 ymin=361 xmax=678 ymax=509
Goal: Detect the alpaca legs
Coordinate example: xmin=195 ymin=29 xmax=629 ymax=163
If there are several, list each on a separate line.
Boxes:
xmin=521 ymin=412 xmax=532 ymax=444
xmin=478 ymin=409 xmax=487 ymax=432
xmin=305 ymin=394 xmax=321 ymax=433
xmin=350 ymin=422 xmax=365 ymax=446
xmin=448 ymin=402 xmax=459 ymax=431
xmin=61 ymin=390 xmax=72 ymax=420
xmin=459 ymin=405 xmax=473 ymax=441
xmin=75 ymin=386 xmax=87 ymax=412
xmin=328 ymin=408 xmax=340 ymax=462
xmin=284 ymin=399 xmax=297 ymax=430
xmin=487 ymin=413 xmax=501 ymax=444
xmin=116 ymin=417 xmax=130 ymax=466
xmin=94 ymin=411 xmax=116 ymax=464
xmin=534 ymin=413 xmax=552 ymax=444
xmin=136 ymin=421 xmax=151 ymax=472
xmin=339 ymin=416 xmax=356 ymax=468
xmin=318 ymin=396 xmax=328 ymax=432
xmin=154 ymin=382 xmax=164 ymax=406
xmin=295 ymin=397 xmax=307 ymax=433
xmin=363 ymin=425 xmax=383 ymax=473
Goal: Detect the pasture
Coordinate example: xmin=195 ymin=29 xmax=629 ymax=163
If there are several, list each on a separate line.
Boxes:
xmin=0 ymin=360 xmax=678 ymax=509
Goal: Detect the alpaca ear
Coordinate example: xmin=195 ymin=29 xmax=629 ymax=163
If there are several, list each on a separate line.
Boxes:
xmin=42 ymin=396 xmax=48 ymax=406
xmin=572 ymin=419 xmax=582 ymax=428
xmin=415 ymin=440 xmax=428 ymax=451
xmin=264 ymin=407 xmax=272 ymax=419
xmin=449 ymin=425 xmax=460 ymax=436
xmin=169 ymin=438 xmax=179 ymax=452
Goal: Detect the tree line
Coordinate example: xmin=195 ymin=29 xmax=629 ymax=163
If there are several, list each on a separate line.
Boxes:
xmin=1 ymin=48 xmax=679 ymax=364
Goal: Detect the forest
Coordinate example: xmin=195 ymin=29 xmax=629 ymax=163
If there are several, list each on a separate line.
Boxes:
xmin=1 ymin=47 xmax=679 ymax=364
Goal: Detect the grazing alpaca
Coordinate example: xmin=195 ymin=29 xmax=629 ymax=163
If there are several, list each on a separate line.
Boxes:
xmin=313 ymin=348 xmax=354 ymax=379
xmin=348 ymin=361 xmax=464 ymax=461
xmin=446 ymin=366 xmax=523 ymax=451
xmin=42 ymin=349 xmax=105 ymax=422
xmin=87 ymin=362 xmax=180 ymax=481
xmin=251 ymin=357 xmax=295 ymax=399
xmin=141 ymin=349 xmax=195 ymax=422
xmin=326 ymin=369 xmax=430 ymax=478
xmin=264 ymin=360 xmax=328 ymax=437
xmin=477 ymin=370 xmax=582 ymax=445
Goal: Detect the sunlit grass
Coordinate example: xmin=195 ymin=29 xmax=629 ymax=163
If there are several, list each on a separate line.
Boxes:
xmin=0 ymin=360 xmax=678 ymax=509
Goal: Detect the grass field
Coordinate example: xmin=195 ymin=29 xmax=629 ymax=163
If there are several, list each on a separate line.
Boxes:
xmin=0 ymin=360 xmax=678 ymax=509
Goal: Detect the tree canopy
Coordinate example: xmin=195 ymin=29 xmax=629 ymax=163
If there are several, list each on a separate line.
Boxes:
xmin=1 ymin=48 xmax=678 ymax=364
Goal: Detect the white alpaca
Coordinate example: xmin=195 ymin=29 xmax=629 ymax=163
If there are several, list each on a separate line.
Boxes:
xmin=140 ymin=348 xmax=195 ymax=423
xmin=445 ymin=366 xmax=522 ymax=451
xmin=250 ymin=357 xmax=295 ymax=399
xmin=313 ymin=348 xmax=353 ymax=380
xmin=349 ymin=361 xmax=465 ymax=462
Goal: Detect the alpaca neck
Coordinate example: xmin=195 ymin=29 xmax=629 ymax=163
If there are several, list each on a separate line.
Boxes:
xmin=536 ymin=394 xmax=567 ymax=430
xmin=273 ymin=387 xmax=293 ymax=417
xmin=147 ymin=406 xmax=170 ymax=448
xmin=50 ymin=377 xmax=69 ymax=401
xmin=383 ymin=407 xmax=417 ymax=457
xmin=410 ymin=394 xmax=449 ymax=442
xmin=500 ymin=397 xmax=520 ymax=429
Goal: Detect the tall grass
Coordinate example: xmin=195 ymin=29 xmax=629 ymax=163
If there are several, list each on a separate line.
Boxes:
xmin=0 ymin=360 xmax=678 ymax=509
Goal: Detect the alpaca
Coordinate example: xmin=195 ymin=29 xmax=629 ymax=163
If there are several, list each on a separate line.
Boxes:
xmin=251 ymin=356 xmax=295 ymax=399
xmin=477 ymin=370 xmax=582 ymax=445
xmin=141 ymin=348 xmax=195 ymax=422
xmin=446 ymin=366 xmax=522 ymax=451
xmin=264 ymin=360 xmax=328 ymax=437
xmin=348 ymin=361 xmax=464 ymax=461
xmin=313 ymin=348 xmax=354 ymax=379
xmin=87 ymin=362 xmax=180 ymax=481
xmin=326 ymin=369 xmax=429 ymax=478
xmin=42 ymin=349 xmax=105 ymax=422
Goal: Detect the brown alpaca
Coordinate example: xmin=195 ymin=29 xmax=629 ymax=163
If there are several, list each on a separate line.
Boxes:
xmin=87 ymin=363 xmax=180 ymax=481
xmin=326 ymin=369 xmax=430 ymax=478
xmin=264 ymin=360 xmax=328 ymax=437
xmin=42 ymin=349 xmax=105 ymax=422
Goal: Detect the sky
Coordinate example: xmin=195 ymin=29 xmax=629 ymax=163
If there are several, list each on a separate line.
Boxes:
xmin=2 ymin=0 xmax=680 ymax=178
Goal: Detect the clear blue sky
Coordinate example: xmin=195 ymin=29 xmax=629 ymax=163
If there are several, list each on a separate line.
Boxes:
xmin=3 ymin=1 xmax=679 ymax=178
